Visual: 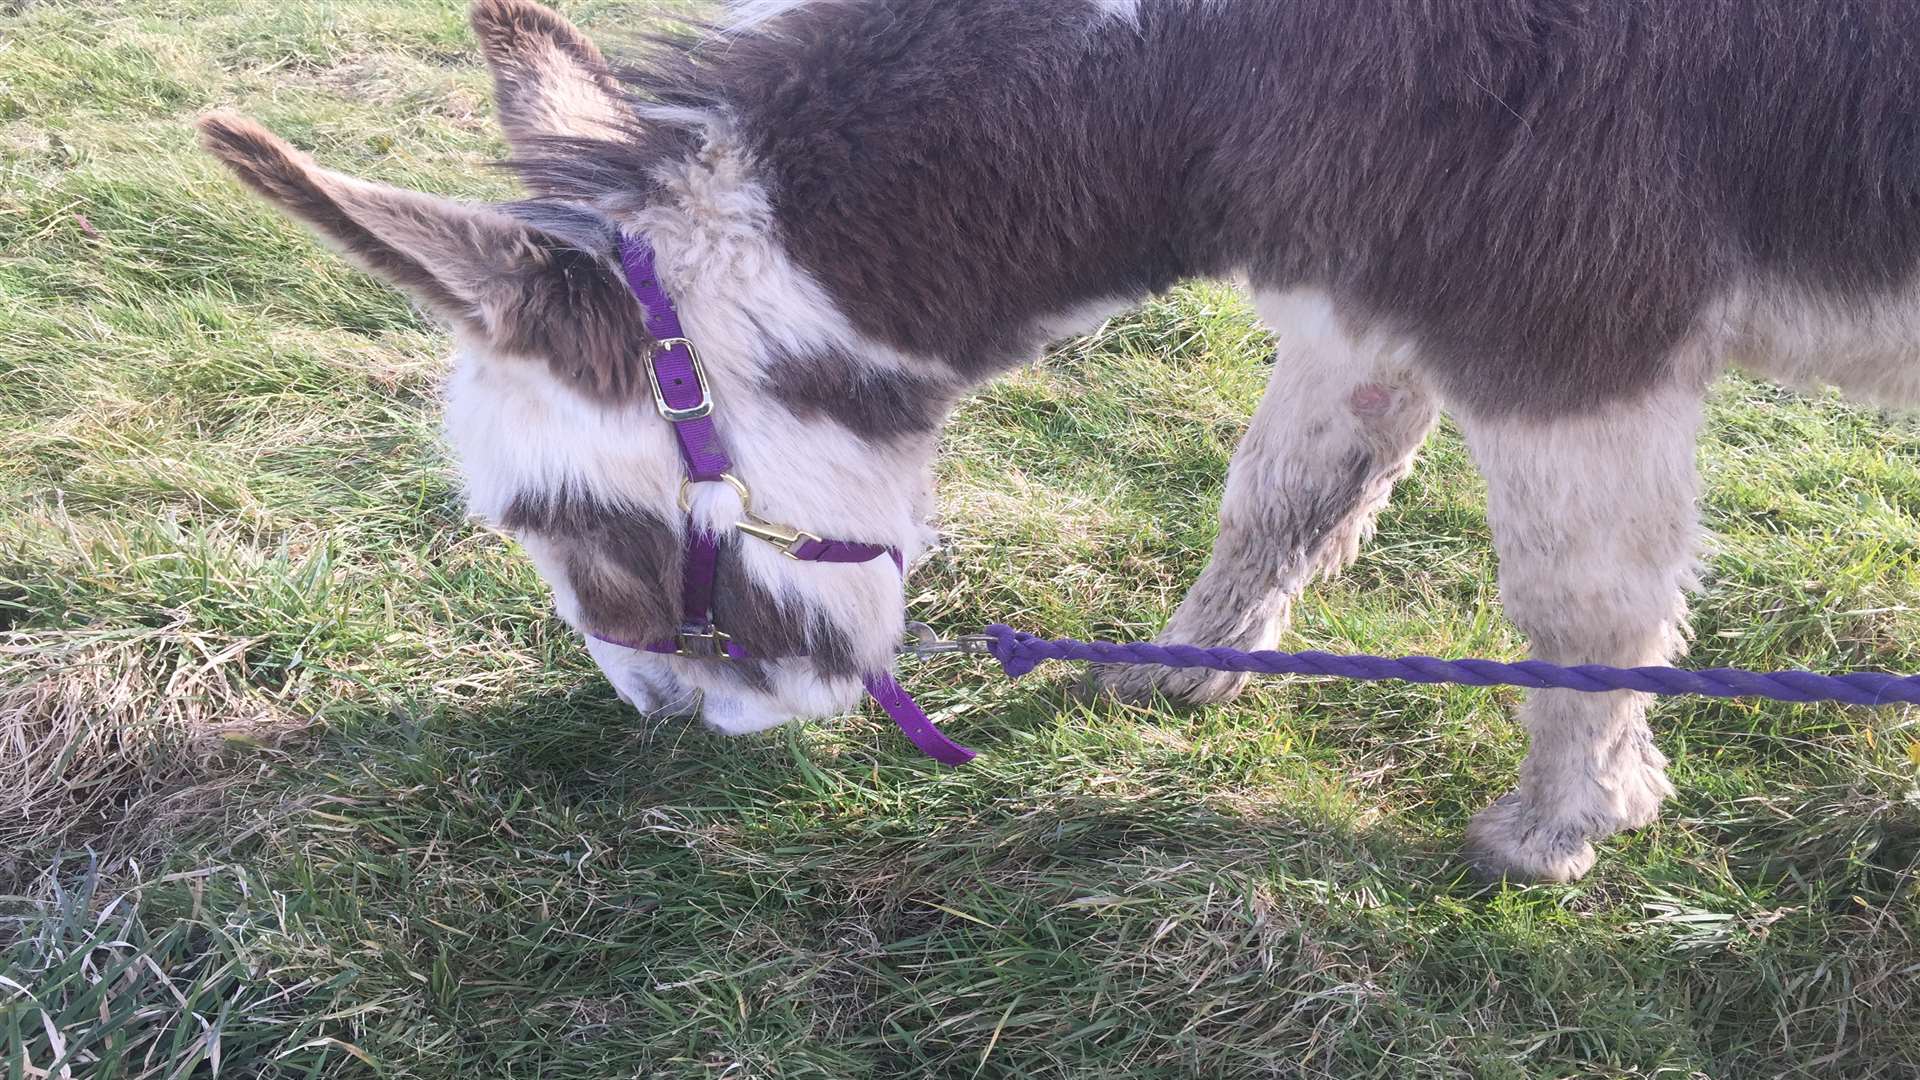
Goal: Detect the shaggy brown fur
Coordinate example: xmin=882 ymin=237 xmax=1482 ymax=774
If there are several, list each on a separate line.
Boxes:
xmin=509 ymin=0 xmax=1920 ymax=416
xmin=501 ymin=491 xmax=862 ymax=683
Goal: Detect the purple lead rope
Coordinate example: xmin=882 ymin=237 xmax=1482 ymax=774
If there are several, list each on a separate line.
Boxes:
xmin=968 ymin=625 xmax=1920 ymax=707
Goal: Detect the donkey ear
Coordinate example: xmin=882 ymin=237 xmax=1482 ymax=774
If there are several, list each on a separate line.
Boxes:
xmin=470 ymin=0 xmax=628 ymax=155
xmin=199 ymin=113 xmax=549 ymax=334
xmin=200 ymin=113 xmax=650 ymax=398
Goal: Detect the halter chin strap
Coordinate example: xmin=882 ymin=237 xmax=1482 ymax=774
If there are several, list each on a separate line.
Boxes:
xmin=594 ymin=233 xmax=975 ymax=766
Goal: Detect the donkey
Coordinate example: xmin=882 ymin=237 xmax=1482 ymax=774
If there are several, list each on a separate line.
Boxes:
xmin=198 ymin=0 xmax=1920 ymax=882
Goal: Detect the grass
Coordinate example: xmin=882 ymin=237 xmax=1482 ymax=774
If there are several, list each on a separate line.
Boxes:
xmin=2 ymin=0 xmax=1919 ymax=1075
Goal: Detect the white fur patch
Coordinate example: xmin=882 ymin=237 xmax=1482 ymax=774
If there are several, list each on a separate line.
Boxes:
xmin=629 ymin=104 xmax=734 ymax=141
xmin=444 ymin=340 xmax=680 ymax=526
xmin=1732 ymin=281 xmax=1920 ymax=408
xmin=1091 ymin=0 xmax=1145 ymax=26
xmin=1091 ymin=0 xmax=1231 ymax=29
xmin=725 ymin=0 xmax=1176 ymax=39
xmin=723 ymin=0 xmax=845 ymax=35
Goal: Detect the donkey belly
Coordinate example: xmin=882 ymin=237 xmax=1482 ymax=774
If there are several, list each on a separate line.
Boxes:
xmin=1732 ymin=283 xmax=1920 ymax=409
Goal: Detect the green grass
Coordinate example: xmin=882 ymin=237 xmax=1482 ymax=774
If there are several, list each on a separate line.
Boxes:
xmin=3 ymin=1 xmax=1919 ymax=1075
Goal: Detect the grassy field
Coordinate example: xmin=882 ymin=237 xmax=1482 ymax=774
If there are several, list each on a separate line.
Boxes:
xmin=4 ymin=1 xmax=1920 ymax=1076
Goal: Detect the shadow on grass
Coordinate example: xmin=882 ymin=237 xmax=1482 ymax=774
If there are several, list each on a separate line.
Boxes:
xmin=8 ymin=675 xmax=1918 ymax=1078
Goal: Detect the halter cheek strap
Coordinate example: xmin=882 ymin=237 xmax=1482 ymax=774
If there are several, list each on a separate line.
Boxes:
xmin=590 ymin=233 xmax=975 ymax=766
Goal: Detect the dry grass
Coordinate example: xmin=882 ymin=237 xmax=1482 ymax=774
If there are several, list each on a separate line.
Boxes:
xmin=0 ymin=627 xmax=301 ymax=892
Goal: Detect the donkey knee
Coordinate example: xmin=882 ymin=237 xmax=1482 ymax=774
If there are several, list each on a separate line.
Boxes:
xmin=1094 ymin=293 xmax=1441 ymax=709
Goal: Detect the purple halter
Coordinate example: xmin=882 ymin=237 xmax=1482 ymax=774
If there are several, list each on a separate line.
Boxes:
xmin=601 ymin=233 xmax=975 ymax=766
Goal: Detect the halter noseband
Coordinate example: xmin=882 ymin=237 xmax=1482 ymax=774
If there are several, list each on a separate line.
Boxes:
xmin=594 ymin=233 xmax=974 ymax=765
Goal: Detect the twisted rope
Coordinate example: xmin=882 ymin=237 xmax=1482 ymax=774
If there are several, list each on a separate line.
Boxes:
xmin=978 ymin=625 xmax=1920 ymax=707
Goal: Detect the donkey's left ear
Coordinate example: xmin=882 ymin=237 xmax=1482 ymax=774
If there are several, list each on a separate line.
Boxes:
xmin=470 ymin=0 xmax=628 ymax=160
xmin=199 ymin=112 xmax=550 ymax=335
xmin=198 ymin=113 xmax=646 ymax=398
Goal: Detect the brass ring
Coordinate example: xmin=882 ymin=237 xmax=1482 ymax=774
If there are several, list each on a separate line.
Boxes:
xmin=679 ymin=472 xmax=752 ymax=514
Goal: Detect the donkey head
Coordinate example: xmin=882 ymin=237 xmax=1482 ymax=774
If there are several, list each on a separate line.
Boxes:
xmin=200 ymin=0 xmax=937 ymax=735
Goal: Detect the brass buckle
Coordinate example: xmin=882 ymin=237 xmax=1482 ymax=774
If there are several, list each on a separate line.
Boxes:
xmin=679 ymin=473 xmax=752 ymax=514
xmin=735 ymin=515 xmax=823 ymax=559
xmin=647 ymin=337 xmax=714 ymax=422
xmin=676 ymin=474 xmax=821 ymax=560
xmin=673 ymin=626 xmax=732 ymax=659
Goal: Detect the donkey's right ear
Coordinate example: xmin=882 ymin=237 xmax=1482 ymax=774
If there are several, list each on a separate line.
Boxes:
xmin=470 ymin=0 xmax=628 ymax=159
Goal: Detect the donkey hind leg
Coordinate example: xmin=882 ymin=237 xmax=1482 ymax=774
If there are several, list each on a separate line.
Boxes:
xmin=1089 ymin=292 xmax=1438 ymax=706
xmin=1457 ymin=382 xmax=1704 ymax=882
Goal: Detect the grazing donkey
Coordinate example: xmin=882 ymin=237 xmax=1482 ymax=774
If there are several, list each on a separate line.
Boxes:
xmin=199 ymin=0 xmax=1920 ymax=882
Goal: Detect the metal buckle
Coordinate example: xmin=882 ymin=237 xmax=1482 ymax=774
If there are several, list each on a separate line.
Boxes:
xmin=679 ymin=472 xmax=752 ymax=513
xmin=899 ymin=622 xmax=998 ymax=657
xmin=673 ymin=626 xmax=733 ymax=659
xmin=647 ymin=336 xmax=714 ymax=422
xmin=676 ymin=475 xmax=822 ymax=559
xmin=735 ymin=514 xmax=824 ymax=559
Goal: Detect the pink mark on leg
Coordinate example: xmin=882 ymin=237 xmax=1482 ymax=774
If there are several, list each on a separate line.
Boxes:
xmin=1349 ymin=383 xmax=1395 ymax=417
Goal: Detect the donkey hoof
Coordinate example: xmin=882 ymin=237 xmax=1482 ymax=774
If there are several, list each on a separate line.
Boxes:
xmin=1081 ymin=661 xmax=1251 ymax=707
xmin=1462 ymin=794 xmax=1598 ymax=884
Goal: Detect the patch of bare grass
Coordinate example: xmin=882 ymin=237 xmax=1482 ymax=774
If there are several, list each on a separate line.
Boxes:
xmin=0 ymin=627 xmax=303 ymax=891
